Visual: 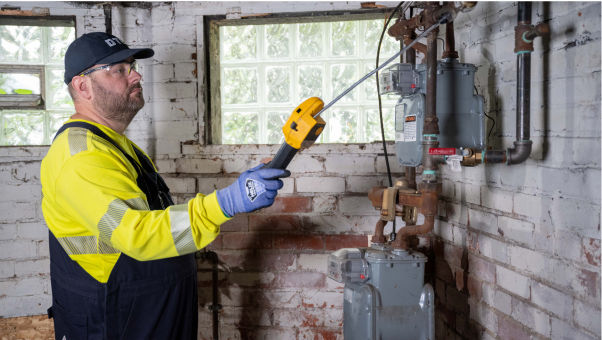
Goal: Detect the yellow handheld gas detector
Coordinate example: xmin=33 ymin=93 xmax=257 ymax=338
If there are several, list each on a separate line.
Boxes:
xmin=266 ymin=97 xmax=325 ymax=170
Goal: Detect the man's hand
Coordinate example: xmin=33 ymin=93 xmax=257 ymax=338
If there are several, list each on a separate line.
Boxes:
xmin=216 ymin=164 xmax=290 ymax=217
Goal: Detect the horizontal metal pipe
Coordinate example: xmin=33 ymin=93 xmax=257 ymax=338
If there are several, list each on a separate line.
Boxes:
xmin=484 ymin=150 xmax=507 ymax=163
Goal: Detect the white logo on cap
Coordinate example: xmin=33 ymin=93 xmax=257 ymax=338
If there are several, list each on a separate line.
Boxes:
xmin=104 ymin=38 xmax=123 ymax=47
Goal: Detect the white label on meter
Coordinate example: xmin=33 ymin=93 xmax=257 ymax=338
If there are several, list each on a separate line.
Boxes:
xmin=446 ymin=155 xmax=463 ymax=172
xmin=395 ymin=132 xmax=405 ymax=142
xmin=404 ymin=115 xmax=417 ymax=141
xmin=344 ymin=288 xmax=353 ymax=303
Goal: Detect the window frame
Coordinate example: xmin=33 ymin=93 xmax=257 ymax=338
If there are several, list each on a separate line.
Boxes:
xmin=0 ymin=15 xmax=76 ymax=146
xmin=204 ymin=8 xmax=395 ymax=145
xmin=0 ymin=64 xmax=46 ymax=109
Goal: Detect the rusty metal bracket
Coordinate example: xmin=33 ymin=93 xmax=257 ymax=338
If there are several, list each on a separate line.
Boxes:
xmin=515 ymin=23 xmax=535 ymax=52
xmin=515 ymin=22 xmax=549 ymax=53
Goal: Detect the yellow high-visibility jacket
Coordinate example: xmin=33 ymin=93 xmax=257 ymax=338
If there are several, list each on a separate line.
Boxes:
xmin=41 ymin=119 xmax=229 ymax=283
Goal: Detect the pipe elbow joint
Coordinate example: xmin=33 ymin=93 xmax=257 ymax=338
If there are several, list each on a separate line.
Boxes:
xmin=507 ymin=140 xmax=532 ymax=165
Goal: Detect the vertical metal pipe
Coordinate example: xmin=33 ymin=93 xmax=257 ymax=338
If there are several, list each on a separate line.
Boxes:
xmin=425 ymin=31 xmax=438 ymax=126
xmin=516 ymin=2 xmax=531 ymax=142
xmin=423 ymin=283 xmax=435 ymax=340
xmin=443 ymin=21 xmax=458 ymax=59
xmin=516 ymin=53 xmax=531 ymax=141
xmin=405 ymin=7 xmax=416 ymax=65
xmin=405 ymin=166 xmax=416 ymax=189
xmin=518 ymin=1 xmax=531 ymax=23
xmin=103 ymin=4 xmax=112 ymax=36
xmin=211 ymin=253 xmax=219 ymax=340
xmin=200 ymin=251 xmax=220 ymax=340
xmin=445 ymin=22 xmax=455 ymax=54
xmin=405 ymin=7 xmax=417 ymax=190
xmin=405 ymin=32 xmax=417 ymax=65
xmin=508 ymin=1 xmax=533 ymax=164
xmin=422 ymin=29 xmax=439 ymax=182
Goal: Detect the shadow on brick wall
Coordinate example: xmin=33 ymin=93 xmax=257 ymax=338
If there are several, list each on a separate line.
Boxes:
xmin=195 ymin=209 xmax=366 ymax=339
xmin=425 ymin=237 xmax=486 ymax=339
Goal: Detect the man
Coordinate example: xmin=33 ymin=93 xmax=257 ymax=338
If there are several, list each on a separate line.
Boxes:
xmin=41 ymin=32 xmax=289 ymax=340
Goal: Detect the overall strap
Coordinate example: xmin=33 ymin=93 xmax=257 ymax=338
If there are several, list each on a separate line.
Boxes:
xmin=53 ymin=121 xmax=173 ymax=209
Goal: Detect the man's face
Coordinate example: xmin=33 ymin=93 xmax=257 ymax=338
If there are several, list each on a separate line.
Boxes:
xmin=89 ymin=59 xmax=145 ymax=125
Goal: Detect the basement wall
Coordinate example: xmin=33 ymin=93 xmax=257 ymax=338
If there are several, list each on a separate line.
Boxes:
xmin=0 ymin=2 xmax=600 ymax=340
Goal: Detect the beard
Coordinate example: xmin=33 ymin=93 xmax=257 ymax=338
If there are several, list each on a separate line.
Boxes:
xmin=91 ymin=80 xmax=145 ymax=126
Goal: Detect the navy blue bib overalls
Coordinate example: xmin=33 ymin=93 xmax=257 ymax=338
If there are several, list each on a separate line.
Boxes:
xmin=48 ymin=122 xmax=198 ymax=340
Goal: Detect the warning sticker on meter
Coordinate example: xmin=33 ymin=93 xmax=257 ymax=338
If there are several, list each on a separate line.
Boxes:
xmin=403 ymin=115 xmax=417 ymax=141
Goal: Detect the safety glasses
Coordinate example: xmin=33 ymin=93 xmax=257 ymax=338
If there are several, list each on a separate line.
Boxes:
xmin=80 ymin=60 xmax=138 ymax=78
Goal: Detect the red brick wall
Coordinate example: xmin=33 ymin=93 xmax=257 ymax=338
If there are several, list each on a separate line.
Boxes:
xmin=196 ymin=197 xmax=369 ymax=339
xmin=166 ymin=143 xmax=394 ymax=339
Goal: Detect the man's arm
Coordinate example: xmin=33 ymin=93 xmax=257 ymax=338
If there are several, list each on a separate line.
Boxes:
xmin=55 ymin=149 xmax=228 ymax=261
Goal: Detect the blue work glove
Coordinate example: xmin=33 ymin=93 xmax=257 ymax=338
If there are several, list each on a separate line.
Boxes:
xmin=216 ymin=164 xmax=290 ymax=217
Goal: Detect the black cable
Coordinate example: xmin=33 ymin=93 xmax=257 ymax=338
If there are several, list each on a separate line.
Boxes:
xmin=375 ymin=1 xmax=405 ymax=242
xmin=375 ymin=1 xmax=405 ymax=188
xmin=474 ymin=85 xmax=496 ymax=138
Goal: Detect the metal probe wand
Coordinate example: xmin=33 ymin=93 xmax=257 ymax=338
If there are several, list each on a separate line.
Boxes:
xmin=265 ymin=12 xmax=451 ymax=170
xmin=314 ymin=13 xmax=450 ymax=119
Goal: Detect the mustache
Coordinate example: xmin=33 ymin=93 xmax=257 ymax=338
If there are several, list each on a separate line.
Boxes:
xmin=128 ymin=83 xmax=143 ymax=93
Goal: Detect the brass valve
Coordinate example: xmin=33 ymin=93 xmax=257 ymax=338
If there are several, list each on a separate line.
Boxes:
xmin=461 ymin=148 xmax=482 ymax=166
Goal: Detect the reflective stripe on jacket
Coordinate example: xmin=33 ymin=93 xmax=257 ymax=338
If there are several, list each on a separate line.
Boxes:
xmin=42 ymin=120 xmax=229 ymax=340
xmin=41 ymin=119 xmax=229 ymax=282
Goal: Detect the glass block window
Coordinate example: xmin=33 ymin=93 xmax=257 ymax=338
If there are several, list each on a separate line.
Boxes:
xmin=0 ymin=19 xmax=75 ymax=146
xmin=210 ymin=15 xmax=400 ymax=145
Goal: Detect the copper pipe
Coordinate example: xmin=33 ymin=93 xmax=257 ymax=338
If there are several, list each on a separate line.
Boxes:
xmin=371 ymin=3 xmax=445 ymax=250
xmin=404 ymin=166 xmax=416 ymax=189
xmin=396 ymin=192 xmax=422 ymax=208
xmin=424 ymin=28 xmax=439 ymax=135
xmin=394 ymin=216 xmax=436 ymax=249
xmin=371 ymin=219 xmax=387 ymax=244
xmin=392 ymin=189 xmax=438 ymax=249
xmin=370 ymin=187 xmax=434 ymax=212
xmin=442 ymin=21 xmax=458 ymax=59
xmin=369 ymin=186 xmax=439 ymax=250
xmin=403 ymin=36 xmax=427 ymax=55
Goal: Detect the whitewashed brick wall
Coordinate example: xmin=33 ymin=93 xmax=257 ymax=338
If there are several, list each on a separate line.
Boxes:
xmin=0 ymin=2 xmax=599 ymax=340
xmin=436 ymin=2 xmax=601 ymax=339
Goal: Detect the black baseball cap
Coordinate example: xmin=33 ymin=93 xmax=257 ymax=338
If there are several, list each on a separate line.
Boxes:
xmin=64 ymin=32 xmax=154 ymax=84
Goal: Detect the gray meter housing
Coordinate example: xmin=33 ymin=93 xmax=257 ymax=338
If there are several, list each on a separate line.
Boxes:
xmin=327 ymin=245 xmax=434 ymax=340
xmin=379 ymin=58 xmax=486 ymax=167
